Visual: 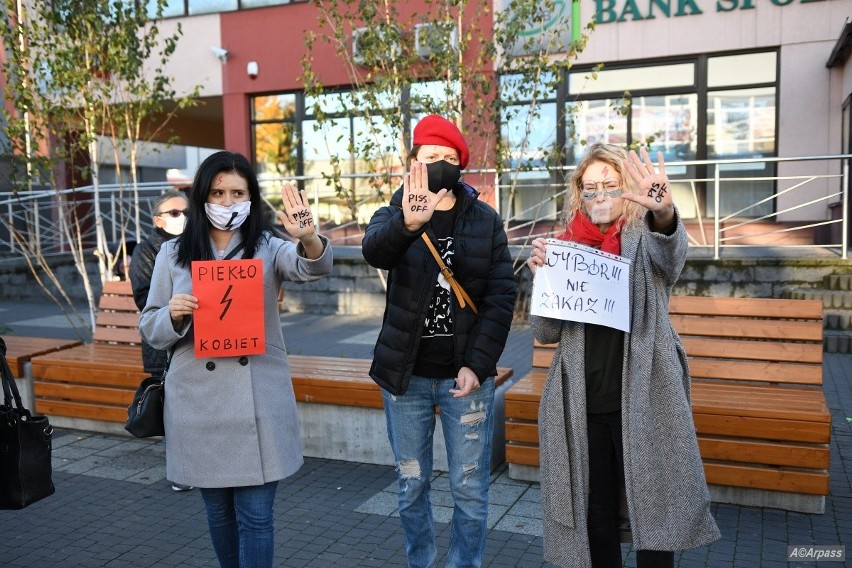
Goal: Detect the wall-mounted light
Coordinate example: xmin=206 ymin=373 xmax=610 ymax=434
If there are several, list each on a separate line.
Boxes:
xmin=247 ymin=61 xmax=259 ymax=79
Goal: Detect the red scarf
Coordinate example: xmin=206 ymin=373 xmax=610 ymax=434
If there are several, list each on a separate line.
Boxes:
xmin=558 ymin=213 xmax=623 ymax=255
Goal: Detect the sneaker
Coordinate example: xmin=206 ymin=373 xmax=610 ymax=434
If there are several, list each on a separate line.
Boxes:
xmin=171 ymin=483 xmax=194 ymax=492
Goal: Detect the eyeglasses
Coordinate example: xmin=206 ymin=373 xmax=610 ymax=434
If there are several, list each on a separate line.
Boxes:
xmin=581 ymin=188 xmax=624 ymax=200
xmin=156 ymin=209 xmax=187 ymax=218
xmin=581 ymin=179 xmax=623 ymax=200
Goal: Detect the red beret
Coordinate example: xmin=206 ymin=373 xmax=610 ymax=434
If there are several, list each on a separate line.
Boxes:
xmin=413 ymin=114 xmax=470 ymax=169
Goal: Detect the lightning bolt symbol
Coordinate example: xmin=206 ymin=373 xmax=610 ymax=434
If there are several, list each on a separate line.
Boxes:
xmin=225 ymin=211 xmax=238 ymax=229
xmin=219 ymin=284 xmax=233 ymax=320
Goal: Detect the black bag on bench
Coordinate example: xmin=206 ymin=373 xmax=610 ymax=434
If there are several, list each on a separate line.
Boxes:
xmin=0 ymin=337 xmax=56 ymax=509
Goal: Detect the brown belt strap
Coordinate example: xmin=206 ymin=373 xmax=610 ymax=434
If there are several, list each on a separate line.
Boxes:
xmin=421 ymin=233 xmax=478 ymax=314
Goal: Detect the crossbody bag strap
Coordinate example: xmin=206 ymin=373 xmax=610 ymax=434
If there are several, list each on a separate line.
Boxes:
xmin=420 ymin=233 xmax=478 ymax=314
xmin=223 ymin=242 xmax=246 ymax=260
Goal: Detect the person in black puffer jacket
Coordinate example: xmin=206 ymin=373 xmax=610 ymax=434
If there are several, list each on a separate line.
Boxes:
xmin=130 ymin=190 xmax=188 ymax=376
xmin=362 ymin=114 xmax=516 ymax=568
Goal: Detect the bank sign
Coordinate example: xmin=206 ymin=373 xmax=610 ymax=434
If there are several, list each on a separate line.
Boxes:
xmin=502 ymin=0 xmax=825 ymax=48
xmin=595 ymin=0 xmax=826 ymax=24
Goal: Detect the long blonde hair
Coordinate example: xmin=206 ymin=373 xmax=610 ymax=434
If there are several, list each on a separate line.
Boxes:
xmin=561 ymin=143 xmax=645 ymax=231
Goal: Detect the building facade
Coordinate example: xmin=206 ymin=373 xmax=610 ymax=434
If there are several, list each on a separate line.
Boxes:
xmin=4 ymin=0 xmax=845 ymax=232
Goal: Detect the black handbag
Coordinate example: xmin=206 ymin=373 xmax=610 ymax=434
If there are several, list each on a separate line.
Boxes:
xmin=124 ymin=373 xmax=165 ymax=438
xmin=125 ymin=344 xmax=175 ymax=438
xmin=0 ymin=337 xmax=56 ymax=509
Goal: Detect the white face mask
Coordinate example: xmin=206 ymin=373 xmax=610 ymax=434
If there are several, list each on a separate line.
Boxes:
xmin=205 ymin=201 xmax=251 ymax=231
xmin=161 ymin=215 xmax=186 ymax=236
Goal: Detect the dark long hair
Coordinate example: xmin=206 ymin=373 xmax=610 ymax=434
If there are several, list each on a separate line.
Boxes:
xmin=175 ymin=151 xmax=271 ymax=267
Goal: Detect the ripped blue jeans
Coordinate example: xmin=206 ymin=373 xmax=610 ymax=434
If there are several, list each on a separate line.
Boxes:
xmin=382 ymin=375 xmax=495 ymax=568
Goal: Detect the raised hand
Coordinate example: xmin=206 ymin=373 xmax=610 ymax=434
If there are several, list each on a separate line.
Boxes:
xmin=622 ymin=148 xmax=675 ymax=231
xmin=276 ymin=183 xmax=317 ymax=240
xmin=402 ymin=161 xmax=448 ymax=232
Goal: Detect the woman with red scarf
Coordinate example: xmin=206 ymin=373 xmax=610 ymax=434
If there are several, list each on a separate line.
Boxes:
xmin=527 ymin=144 xmax=719 ymax=568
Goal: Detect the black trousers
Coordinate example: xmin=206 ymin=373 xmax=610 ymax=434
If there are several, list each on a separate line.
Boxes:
xmin=586 ymin=411 xmax=674 ymax=568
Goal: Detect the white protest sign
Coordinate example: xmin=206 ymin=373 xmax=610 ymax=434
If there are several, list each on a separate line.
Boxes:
xmin=530 ymin=239 xmax=632 ymax=332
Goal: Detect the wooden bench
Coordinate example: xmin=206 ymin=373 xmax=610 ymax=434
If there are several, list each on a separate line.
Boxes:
xmin=4 ymin=336 xmax=84 ymax=378
xmin=30 ymin=280 xmax=145 ymax=431
xmin=2 ymin=336 xmax=84 ymax=408
xmin=27 ymin=285 xmax=515 ymax=470
xmin=505 ymin=296 xmax=830 ymax=513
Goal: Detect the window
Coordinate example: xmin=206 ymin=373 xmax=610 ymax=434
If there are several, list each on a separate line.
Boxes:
xmin=252 ymin=94 xmax=298 ymax=181
xmin=705 ymin=52 xmax=777 ymax=217
xmin=499 ymin=50 xmax=778 ymax=220
xmin=568 ymin=63 xmax=694 ymax=95
xmin=146 ymin=0 xmax=301 ymax=19
xmin=250 ymin=82 xmax=458 ymax=223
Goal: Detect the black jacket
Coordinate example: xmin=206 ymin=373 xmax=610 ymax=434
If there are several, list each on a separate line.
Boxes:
xmin=130 ymin=227 xmax=175 ymax=375
xmin=362 ymin=183 xmax=517 ymax=396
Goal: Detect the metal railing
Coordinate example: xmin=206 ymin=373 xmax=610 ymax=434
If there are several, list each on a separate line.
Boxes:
xmin=0 ymin=154 xmax=847 ymax=262
xmin=494 ymin=153 xmax=850 ymax=260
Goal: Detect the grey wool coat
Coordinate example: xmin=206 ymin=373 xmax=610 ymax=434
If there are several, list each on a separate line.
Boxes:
xmin=531 ymin=210 xmax=720 ymax=567
xmin=139 ymin=232 xmax=333 ymax=488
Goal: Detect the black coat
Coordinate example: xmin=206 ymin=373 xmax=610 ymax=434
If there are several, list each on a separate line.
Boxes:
xmin=362 ymin=183 xmax=517 ymax=396
xmin=130 ymin=227 xmax=175 ymax=375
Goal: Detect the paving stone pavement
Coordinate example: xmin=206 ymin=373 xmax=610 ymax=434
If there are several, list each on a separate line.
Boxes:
xmin=0 ymin=305 xmax=850 ymax=566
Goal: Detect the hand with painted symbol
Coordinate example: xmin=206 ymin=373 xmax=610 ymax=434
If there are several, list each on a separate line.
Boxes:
xmin=622 ymin=148 xmax=675 ymax=231
xmin=276 ymin=183 xmax=324 ymax=259
xmin=402 ymin=160 xmax=448 ymax=232
xmin=276 ymin=183 xmax=317 ymax=240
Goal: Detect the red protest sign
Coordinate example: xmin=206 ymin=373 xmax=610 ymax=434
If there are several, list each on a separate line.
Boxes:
xmin=191 ymin=258 xmax=265 ymax=358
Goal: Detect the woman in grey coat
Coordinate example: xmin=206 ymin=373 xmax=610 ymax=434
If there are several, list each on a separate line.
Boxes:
xmin=527 ymin=145 xmax=719 ymax=567
xmin=140 ymin=151 xmax=332 ymax=568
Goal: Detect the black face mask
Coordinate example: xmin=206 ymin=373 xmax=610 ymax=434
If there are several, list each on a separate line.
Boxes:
xmin=425 ymin=160 xmax=461 ymax=194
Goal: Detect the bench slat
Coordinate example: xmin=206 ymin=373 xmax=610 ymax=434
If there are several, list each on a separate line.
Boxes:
xmin=703 ymin=462 xmax=829 ymax=495
xmin=506 ymin=421 xmax=832 ymax=448
xmin=693 ymin=414 xmax=830 ymax=443
xmin=671 ymin=315 xmax=823 ymax=342
xmin=34 ymin=400 xmax=129 ymax=423
xmin=505 ymin=401 xmax=540 ymax=421
xmin=34 ymin=382 xmax=135 ymax=406
xmin=506 ymin=443 xmax=541 ymax=467
xmin=101 ymin=280 xmax=133 ymax=295
xmin=688 ymin=359 xmax=822 ymax=385
xmin=698 ymin=437 xmax=829 ymax=469
xmin=98 ymin=295 xmax=139 ymax=313
xmin=669 ymin=296 xmax=824 ymax=319
xmin=293 ymin=384 xmax=383 ymax=408
xmin=692 ymin=383 xmax=830 ymax=422
xmin=96 ymin=311 xmax=141 ymax=328
xmin=506 ymin=421 xmax=539 ymax=444
xmin=92 ymin=327 xmax=143 ymax=345
xmin=681 ymin=337 xmax=823 ymax=365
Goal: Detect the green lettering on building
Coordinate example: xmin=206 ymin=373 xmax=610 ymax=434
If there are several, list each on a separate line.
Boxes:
xmin=594 ymin=0 xmax=817 ymax=24
xmin=646 ymin=0 xmax=671 ymax=19
xmin=596 ymin=0 xmax=619 ymax=23
xmin=618 ymin=0 xmax=646 ymax=21
xmin=675 ymin=0 xmax=703 ymax=16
